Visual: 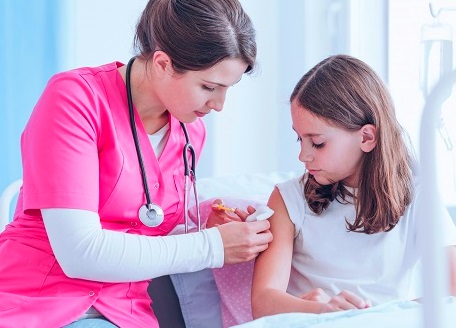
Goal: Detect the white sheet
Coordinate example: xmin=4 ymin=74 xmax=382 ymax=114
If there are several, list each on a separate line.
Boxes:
xmin=232 ymin=297 xmax=456 ymax=328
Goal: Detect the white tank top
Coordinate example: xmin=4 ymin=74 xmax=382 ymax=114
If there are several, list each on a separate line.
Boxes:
xmin=276 ymin=176 xmax=456 ymax=305
xmin=148 ymin=123 xmax=170 ymax=158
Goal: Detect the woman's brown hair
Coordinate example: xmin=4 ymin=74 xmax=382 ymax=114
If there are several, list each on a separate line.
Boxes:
xmin=290 ymin=54 xmax=413 ymax=234
xmin=134 ymin=0 xmax=256 ymax=74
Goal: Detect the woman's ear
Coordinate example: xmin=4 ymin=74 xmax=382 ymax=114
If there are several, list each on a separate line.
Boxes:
xmin=360 ymin=124 xmax=377 ymax=153
xmin=152 ymin=50 xmax=173 ymax=77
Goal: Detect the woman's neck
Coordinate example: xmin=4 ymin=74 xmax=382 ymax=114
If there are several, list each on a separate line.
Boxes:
xmin=118 ymin=58 xmax=169 ymax=134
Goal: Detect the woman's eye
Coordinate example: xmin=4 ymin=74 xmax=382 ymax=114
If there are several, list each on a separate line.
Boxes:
xmin=202 ymin=85 xmax=216 ymax=92
xmin=312 ymin=143 xmax=324 ymax=149
xmin=296 ymin=136 xmax=302 ymax=142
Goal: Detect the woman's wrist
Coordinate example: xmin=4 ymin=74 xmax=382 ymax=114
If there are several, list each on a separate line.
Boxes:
xmin=204 ymin=227 xmax=224 ymax=267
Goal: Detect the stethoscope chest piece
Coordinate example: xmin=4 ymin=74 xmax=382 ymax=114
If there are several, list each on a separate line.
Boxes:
xmin=139 ymin=204 xmax=165 ymax=227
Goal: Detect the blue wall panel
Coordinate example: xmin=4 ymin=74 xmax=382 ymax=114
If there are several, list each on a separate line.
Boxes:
xmin=0 ymin=0 xmax=62 ymax=194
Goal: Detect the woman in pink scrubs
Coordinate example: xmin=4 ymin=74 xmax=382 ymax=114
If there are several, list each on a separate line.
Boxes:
xmin=0 ymin=0 xmax=272 ymax=327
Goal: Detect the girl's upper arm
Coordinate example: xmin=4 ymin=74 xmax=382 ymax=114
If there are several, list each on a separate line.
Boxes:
xmin=252 ymin=187 xmax=295 ymax=293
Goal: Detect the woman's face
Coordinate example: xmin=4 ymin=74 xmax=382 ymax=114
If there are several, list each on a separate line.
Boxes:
xmin=291 ymin=102 xmax=366 ymax=187
xmin=158 ymin=58 xmax=248 ymax=123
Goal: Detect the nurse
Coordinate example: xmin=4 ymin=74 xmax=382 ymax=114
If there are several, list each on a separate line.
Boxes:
xmin=0 ymin=0 xmax=272 ymax=327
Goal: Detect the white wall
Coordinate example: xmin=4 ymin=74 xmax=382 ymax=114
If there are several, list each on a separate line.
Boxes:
xmin=200 ymin=0 xmax=299 ymax=178
xmin=62 ymin=0 xmax=147 ymax=70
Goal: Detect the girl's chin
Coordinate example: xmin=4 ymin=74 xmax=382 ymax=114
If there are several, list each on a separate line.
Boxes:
xmin=312 ymin=175 xmax=333 ymax=186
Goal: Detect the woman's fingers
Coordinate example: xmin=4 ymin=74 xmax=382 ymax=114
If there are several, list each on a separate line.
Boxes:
xmin=233 ymin=208 xmax=249 ymax=222
xmin=247 ymin=205 xmax=256 ymax=214
xmin=210 ymin=200 xmax=266 ymax=223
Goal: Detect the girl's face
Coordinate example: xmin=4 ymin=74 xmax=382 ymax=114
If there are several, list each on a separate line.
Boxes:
xmin=158 ymin=58 xmax=248 ymax=123
xmin=291 ymin=102 xmax=370 ymax=188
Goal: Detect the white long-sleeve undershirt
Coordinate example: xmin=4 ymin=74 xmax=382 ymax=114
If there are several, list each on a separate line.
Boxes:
xmin=41 ymin=208 xmax=224 ymax=282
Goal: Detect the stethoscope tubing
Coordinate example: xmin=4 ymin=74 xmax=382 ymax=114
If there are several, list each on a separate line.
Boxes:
xmin=126 ymin=56 xmax=200 ymax=231
xmin=126 ymin=57 xmax=153 ymax=206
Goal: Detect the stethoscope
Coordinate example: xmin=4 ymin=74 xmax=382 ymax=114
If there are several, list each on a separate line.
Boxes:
xmin=126 ymin=57 xmax=201 ymax=233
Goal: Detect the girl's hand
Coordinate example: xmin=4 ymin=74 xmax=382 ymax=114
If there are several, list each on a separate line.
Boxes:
xmin=323 ymin=290 xmax=371 ymax=312
xmin=206 ymin=199 xmax=256 ymax=228
xmin=299 ymin=288 xmax=331 ymax=303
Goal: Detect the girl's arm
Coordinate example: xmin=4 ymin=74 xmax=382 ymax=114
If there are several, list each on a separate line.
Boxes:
xmin=251 ymin=188 xmax=326 ymax=318
xmin=251 ymin=188 xmax=370 ymax=318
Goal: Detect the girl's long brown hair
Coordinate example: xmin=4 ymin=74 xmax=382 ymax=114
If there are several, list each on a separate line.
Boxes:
xmin=291 ymin=55 xmax=413 ymax=234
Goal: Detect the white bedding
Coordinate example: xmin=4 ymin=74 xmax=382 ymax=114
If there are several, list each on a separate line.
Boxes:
xmin=232 ymin=297 xmax=456 ymax=328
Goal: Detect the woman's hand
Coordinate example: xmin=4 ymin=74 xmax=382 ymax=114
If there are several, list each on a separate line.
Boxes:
xmin=216 ymin=219 xmax=273 ymax=264
xmin=206 ymin=199 xmax=256 ymax=228
xmin=207 ymin=199 xmax=272 ymax=264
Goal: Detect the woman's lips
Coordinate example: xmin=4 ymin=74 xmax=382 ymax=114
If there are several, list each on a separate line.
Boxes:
xmin=195 ymin=110 xmax=209 ymax=117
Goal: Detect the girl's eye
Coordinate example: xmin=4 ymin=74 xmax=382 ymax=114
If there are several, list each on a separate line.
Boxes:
xmin=202 ymin=85 xmax=216 ymax=92
xmin=312 ymin=143 xmax=324 ymax=149
xmin=296 ymin=136 xmax=302 ymax=142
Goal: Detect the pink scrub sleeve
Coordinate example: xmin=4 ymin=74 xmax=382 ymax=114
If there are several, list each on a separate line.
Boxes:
xmin=21 ymin=71 xmax=100 ymax=214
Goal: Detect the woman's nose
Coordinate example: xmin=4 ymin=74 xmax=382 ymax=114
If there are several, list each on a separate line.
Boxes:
xmin=207 ymin=91 xmax=226 ymax=112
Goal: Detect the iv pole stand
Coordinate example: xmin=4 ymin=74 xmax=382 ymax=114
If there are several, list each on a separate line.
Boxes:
xmin=420 ymin=68 xmax=456 ymax=328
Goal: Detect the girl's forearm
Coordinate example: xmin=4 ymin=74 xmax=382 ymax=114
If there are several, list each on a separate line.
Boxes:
xmin=251 ymin=288 xmax=328 ymax=319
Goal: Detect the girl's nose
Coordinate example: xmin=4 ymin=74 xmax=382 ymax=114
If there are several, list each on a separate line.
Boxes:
xmin=299 ymin=147 xmax=314 ymax=163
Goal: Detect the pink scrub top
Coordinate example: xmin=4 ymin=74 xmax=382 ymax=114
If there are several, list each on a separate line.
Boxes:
xmin=0 ymin=62 xmax=206 ymax=327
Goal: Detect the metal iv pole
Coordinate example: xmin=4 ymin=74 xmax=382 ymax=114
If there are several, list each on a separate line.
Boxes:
xmin=420 ymin=68 xmax=456 ymax=328
xmin=420 ymin=4 xmax=456 ymax=328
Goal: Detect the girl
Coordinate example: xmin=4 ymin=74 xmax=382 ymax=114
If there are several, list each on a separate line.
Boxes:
xmin=251 ymin=54 xmax=456 ymax=318
xmin=0 ymin=0 xmax=272 ymax=327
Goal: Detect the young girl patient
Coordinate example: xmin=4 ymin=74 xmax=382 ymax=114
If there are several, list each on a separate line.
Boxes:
xmin=251 ymin=54 xmax=456 ymax=318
